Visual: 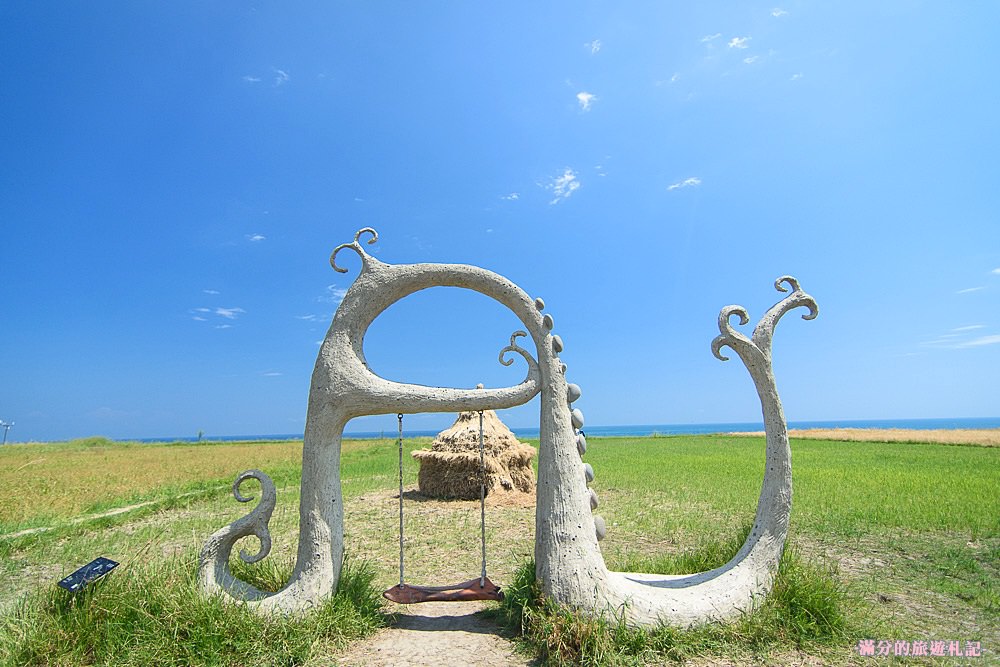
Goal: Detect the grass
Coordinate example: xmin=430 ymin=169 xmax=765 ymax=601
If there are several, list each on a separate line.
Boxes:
xmin=751 ymin=427 xmax=1000 ymax=447
xmin=0 ymin=556 xmax=386 ymax=667
xmin=588 ymin=435 xmax=999 ymax=538
xmin=1 ymin=432 xmax=997 ymax=665
xmin=0 ymin=436 xmax=419 ymax=535
xmin=494 ymin=545 xmax=860 ymax=666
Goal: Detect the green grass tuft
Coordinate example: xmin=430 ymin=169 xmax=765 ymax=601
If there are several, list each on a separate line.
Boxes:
xmin=0 ymin=555 xmax=386 ymax=667
xmin=494 ymin=534 xmax=863 ymax=666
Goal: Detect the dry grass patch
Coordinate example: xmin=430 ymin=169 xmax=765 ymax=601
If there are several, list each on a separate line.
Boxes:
xmin=0 ymin=439 xmax=305 ymax=528
xmin=732 ymin=428 xmax=1000 ymax=447
xmin=341 ymin=488 xmax=536 ymax=595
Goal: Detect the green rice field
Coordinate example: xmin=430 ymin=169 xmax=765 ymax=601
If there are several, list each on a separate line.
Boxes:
xmin=1 ymin=434 xmax=996 ymax=665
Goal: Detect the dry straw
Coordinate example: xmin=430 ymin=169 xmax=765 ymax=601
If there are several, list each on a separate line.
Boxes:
xmin=413 ymin=410 xmax=536 ymax=500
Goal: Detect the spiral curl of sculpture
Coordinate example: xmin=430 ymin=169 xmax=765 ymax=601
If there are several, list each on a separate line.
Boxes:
xmin=199 ymin=228 xmax=818 ymax=627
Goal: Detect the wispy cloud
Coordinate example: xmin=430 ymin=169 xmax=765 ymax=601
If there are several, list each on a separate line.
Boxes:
xmin=956 ymin=286 xmax=985 ymax=294
xmin=992 ymin=268 xmax=1000 ymax=275
xmin=501 ymin=192 xmax=520 ymax=201
xmin=242 ymin=75 xmax=261 ymax=83
xmin=668 ymin=177 xmax=702 ymax=191
xmin=296 ymin=314 xmax=320 ymax=321
xmin=215 ymin=307 xmax=246 ymax=319
xmin=790 ymin=73 xmax=804 ymax=81
xmin=272 ymin=68 xmax=289 ymax=86
xmin=771 ymin=8 xmax=789 ymax=17
xmin=246 ymin=233 xmax=266 ymax=242
xmin=920 ymin=325 xmax=999 ymax=350
xmin=546 ymin=169 xmax=581 ymax=204
xmin=191 ymin=316 xmax=207 ymax=322
xmin=670 ymin=73 xmax=680 ymax=84
xmin=728 ymin=36 xmax=751 ymax=49
xmin=743 ymin=55 xmax=760 ymax=64
xmin=203 ymin=289 xmax=220 ymax=295
xmin=319 ymin=285 xmax=348 ymax=305
xmin=261 ymin=371 xmax=283 ymax=377
xmin=576 ymin=91 xmax=597 ymax=111
xmin=585 ymin=39 xmax=601 ymax=54
xmin=701 ymin=33 xmax=722 ymax=43
xmin=215 ymin=324 xmax=233 ymax=330
xmin=957 ymin=335 xmax=1000 ymax=348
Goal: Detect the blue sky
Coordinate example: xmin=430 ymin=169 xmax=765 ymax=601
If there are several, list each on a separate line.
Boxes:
xmin=2 ymin=2 xmax=998 ymax=442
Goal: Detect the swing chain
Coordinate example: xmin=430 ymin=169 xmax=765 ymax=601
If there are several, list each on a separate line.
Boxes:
xmin=479 ymin=410 xmax=487 ymax=588
xmin=397 ymin=413 xmax=404 ymax=588
xmin=395 ymin=410 xmax=491 ymax=595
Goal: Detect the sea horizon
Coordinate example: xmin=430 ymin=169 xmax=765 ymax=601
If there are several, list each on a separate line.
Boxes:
xmin=110 ymin=416 xmax=1000 ymax=444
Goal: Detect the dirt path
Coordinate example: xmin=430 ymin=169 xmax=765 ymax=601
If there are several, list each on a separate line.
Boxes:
xmin=333 ymin=601 xmax=534 ymax=667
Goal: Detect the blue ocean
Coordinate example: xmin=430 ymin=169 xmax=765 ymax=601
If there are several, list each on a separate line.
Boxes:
xmin=140 ymin=417 xmax=1000 ymax=443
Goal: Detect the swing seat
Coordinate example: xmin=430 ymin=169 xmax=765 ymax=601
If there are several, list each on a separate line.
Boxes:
xmin=383 ymin=577 xmax=504 ymax=604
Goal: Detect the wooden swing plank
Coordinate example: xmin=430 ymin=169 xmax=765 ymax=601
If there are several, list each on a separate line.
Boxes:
xmin=382 ymin=577 xmax=503 ymax=604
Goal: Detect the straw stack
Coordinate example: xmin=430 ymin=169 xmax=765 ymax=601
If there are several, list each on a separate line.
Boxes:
xmin=413 ymin=409 xmax=536 ymax=500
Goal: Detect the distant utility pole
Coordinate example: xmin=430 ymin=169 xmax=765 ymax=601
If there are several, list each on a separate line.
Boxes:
xmin=0 ymin=421 xmax=12 ymax=445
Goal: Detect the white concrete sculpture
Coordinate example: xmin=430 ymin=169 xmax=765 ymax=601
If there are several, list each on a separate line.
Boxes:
xmin=199 ymin=228 xmax=818 ymax=627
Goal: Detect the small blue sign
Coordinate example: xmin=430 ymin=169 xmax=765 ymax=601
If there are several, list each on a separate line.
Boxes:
xmin=57 ymin=557 xmax=119 ymax=592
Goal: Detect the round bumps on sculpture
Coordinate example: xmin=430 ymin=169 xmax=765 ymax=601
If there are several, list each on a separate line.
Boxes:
xmin=571 ymin=409 xmax=584 ymax=430
xmin=593 ymin=515 xmax=607 ymax=541
xmin=575 ymin=431 xmax=587 ymax=456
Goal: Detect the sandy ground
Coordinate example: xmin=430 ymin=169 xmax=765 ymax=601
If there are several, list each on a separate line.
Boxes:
xmin=729 ymin=427 xmax=1000 ymax=446
xmin=332 ymin=601 xmax=533 ymax=667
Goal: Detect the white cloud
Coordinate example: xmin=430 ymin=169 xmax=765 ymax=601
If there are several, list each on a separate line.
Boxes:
xmin=743 ymin=55 xmax=760 ymax=64
xmin=501 ymin=192 xmax=520 ymax=201
xmin=90 ymin=406 xmax=130 ymax=420
xmin=576 ymin=91 xmax=597 ymax=111
xmin=296 ymin=314 xmax=320 ymax=321
xmin=215 ymin=307 xmax=246 ymax=319
xmin=203 ymin=289 xmax=220 ymax=295
xmin=547 ymin=169 xmax=581 ymax=204
xmin=272 ymin=68 xmax=289 ymax=86
xmin=670 ymin=73 xmax=680 ymax=83
xmin=992 ymin=268 xmax=1000 ymax=275
xmin=668 ymin=177 xmax=702 ymax=191
xmin=320 ymin=285 xmax=348 ymax=305
xmin=790 ymin=73 xmax=804 ymax=81
xmin=242 ymin=75 xmax=261 ymax=83
xmin=952 ymin=325 xmax=986 ymax=332
xmin=957 ymin=335 xmax=1000 ymax=348
xmin=771 ymin=8 xmax=788 ymax=17
xmin=246 ymin=233 xmax=266 ymax=242
xmin=194 ymin=307 xmax=212 ymax=313
xmin=261 ymin=371 xmax=283 ymax=377
xmin=956 ymin=286 xmax=985 ymax=294
xmin=585 ymin=39 xmax=601 ymax=54
xmin=728 ymin=37 xmax=751 ymax=49
xmin=191 ymin=316 xmax=207 ymax=322
xmin=215 ymin=324 xmax=233 ymax=329
xmin=701 ymin=33 xmax=722 ymax=43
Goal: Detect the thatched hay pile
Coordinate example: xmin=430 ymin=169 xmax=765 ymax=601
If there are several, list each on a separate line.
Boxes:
xmin=413 ymin=409 xmax=536 ymax=500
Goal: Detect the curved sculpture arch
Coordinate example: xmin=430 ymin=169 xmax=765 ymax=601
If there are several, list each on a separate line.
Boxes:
xmin=199 ymin=228 xmax=818 ymax=627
